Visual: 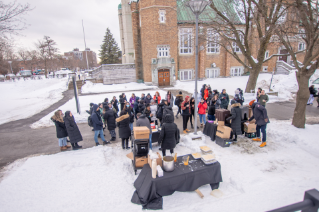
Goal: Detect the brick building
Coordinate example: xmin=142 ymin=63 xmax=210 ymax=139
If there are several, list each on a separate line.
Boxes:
xmin=64 ymin=48 xmax=98 ymax=69
xmin=120 ymin=0 xmax=306 ymax=86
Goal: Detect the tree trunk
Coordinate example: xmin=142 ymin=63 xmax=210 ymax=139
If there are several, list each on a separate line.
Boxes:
xmin=292 ymin=72 xmax=310 ymax=128
xmin=245 ymin=68 xmax=261 ymax=93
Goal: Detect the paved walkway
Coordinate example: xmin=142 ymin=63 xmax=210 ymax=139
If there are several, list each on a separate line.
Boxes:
xmin=0 ymin=89 xmax=318 ymax=169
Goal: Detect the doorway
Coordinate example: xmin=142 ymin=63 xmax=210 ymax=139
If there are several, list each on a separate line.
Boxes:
xmin=279 ymin=49 xmax=288 ymax=62
xmin=158 ymin=69 xmax=170 ymax=86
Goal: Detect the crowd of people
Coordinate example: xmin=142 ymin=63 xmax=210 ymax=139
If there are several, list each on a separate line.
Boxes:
xmin=51 ymin=85 xmax=273 ymax=152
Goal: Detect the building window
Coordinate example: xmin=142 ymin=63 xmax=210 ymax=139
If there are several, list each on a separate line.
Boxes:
xmin=180 ymin=70 xmax=192 ymax=81
xmin=277 ymin=6 xmax=286 ymax=23
xmin=180 ymin=28 xmax=192 ymax=54
xmin=299 ymin=29 xmax=306 ymax=38
xmin=207 ymin=29 xmax=220 ymax=53
xmin=298 ymin=42 xmax=305 ymax=51
xmin=230 ymin=67 xmax=244 ymax=76
xmin=265 ymin=51 xmax=269 ymax=60
xmin=157 ymin=45 xmax=170 ymax=58
xmin=262 ymin=66 xmax=268 ymax=72
xmin=206 ymin=68 xmax=220 ymax=78
xmin=159 ymin=10 xmax=166 ymax=23
xmin=232 ymin=34 xmax=243 ymax=53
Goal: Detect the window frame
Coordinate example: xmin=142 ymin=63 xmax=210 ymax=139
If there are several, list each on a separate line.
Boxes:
xmin=207 ymin=29 xmax=220 ymax=54
xmin=265 ymin=51 xmax=269 ymax=60
xmin=230 ymin=66 xmax=244 ymax=76
xmin=159 ymin=10 xmax=166 ymax=24
xmin=205 ymin=68 xmax=220 ymax=78
xmin=232 ymin=34 xmax=244 ymax=53
xmin=180 ymin=69 xmax=193 ymax=81
xmin=179 ymin=28 xmax=193 ymax=54
xmin=157 ymin=45 xmax=170 ymax=58
xmin=298 ymin=42 xmax=305 ymax=51
xmin=262 ymin=66 xmax=268 ymax=72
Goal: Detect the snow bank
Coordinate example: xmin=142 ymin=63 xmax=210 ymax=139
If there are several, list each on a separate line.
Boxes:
xmin=0 ymin=78 xmax=68 ymax=125
xmin=1 ymin=120 xmax=319 ymax=212
xmin=31 ymin=90 xmax=167 ymax=129
xmin=81 ymin=81 xmax=158 ymax=94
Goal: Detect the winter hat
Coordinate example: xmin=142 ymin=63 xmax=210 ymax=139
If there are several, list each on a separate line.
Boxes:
xmin=179 ymin=91 xmax=182 ymax=94
xmin=249 ymin=100 xmax=255 ymax=106
xmin=231 ymin=99 xmax=237 ymax=105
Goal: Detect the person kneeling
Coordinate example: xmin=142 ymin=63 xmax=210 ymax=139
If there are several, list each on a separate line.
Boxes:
xmin=158 ymin=114 xmax=179 ymax=156
xmin=116 ymin=111 xmax=131 ymax=150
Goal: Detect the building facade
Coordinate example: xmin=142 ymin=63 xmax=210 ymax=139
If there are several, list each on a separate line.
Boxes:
xmin=122 ymin=0 xmax=306 ymax=86
xmin=64 ymin=48 xmax=98 ymax=69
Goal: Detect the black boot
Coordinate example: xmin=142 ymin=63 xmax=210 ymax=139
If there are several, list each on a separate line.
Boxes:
xmin=71 ymin=143 xmax=78 ymax=150
xmin=122 ymin=140 xmax=125 ymax=149
xmin=103 ymin=141 xmax=110 ymax=145
xmin=96 ymin=143 xmax=100 ymax=146
xmin=75 ymin=143 xmax=82 ymax=148
xmin=110 ymin=137 xmax=116 ymax=141
xmin=126 ymin=140 xmax=130 ymax=150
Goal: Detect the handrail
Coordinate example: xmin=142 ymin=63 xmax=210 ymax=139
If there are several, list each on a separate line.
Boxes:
xmin=267 ymin=189 xmax=319 ymax=212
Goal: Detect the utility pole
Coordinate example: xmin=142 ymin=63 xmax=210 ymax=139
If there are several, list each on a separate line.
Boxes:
xmin=82 ymin=20 xmax=89 ymax=70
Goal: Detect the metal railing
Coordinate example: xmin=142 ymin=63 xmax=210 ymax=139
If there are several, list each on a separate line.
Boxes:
xmin=267 ymin=189 xmax=319 ymax=212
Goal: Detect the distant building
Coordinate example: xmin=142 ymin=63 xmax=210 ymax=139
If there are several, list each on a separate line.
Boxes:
xmin=64 ymin=48 xmax=98 ymax=69
xmin=118 ymin=1 xmax=135 ymax=64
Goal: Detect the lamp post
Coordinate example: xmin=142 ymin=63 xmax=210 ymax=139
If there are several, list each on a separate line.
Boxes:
xmin=185 ymin=0 xmax=211 ymax=135
xmin=8 ymin=61 xmax=13 ymax=74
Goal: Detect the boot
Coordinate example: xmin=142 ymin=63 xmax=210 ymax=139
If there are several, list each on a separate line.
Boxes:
xmin=186 ymin=129 xmax=191 ymax=132
xmin=75 ymin=143 xmax=82 ymax=148
xmin=71 ymin=143 xmax=78 ymax=150
xmin=252 ymin=138 xmax=261 ymax=142
xmin=200 ymin=124 xmax=204 ymax=128
xmin=67 ymin=139 xmax=70 ymax=143
xmin=103 ymin=141 xmax=110 ymax=145
xmin=126 ymin=140 xmax=130 ymax=149
xmin=96 ymin=143 xmax=100 ymax=146
xmin=60 ymin=146 xmax=67 ymax=151
xmin=122 ymin=140 xmax=125 ymax=149
xmin=191 ymin=124 xmax=194 ymax=129
xmin=259 ymin=142 xmax=267 ymax=147
xmin=183 ymin=130 xmax=188 ymax=134
xmin=110 ymin=137 xmax=116 ymax=141
xmin=65 ymin=145 xmax=71 ymax=148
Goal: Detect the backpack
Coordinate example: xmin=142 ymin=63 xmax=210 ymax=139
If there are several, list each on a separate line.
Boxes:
xmin=174 ymin=97 xmax=180 ymax=106
xmin=88 ymin=115 xmax=93 ymax=127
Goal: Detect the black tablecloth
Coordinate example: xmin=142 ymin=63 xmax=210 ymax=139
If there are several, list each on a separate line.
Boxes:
xmin=152 ymin=131 xmax=160 ymax=143
xmin=131 ymin=155 xmax=222 ymax=210
xmin=203 ymin=122 xmax=218 ymax=141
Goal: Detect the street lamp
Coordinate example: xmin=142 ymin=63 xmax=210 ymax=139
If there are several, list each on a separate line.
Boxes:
xmin=8 ymin=61 xmax=13 ymax=74
xmin=185 ymin=0 xmax=211 ymax=135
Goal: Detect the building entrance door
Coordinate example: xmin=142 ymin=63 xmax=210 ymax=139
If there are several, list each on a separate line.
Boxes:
xmin=279 ymin=49 xmax=288 ymax=62
xmin=158 ymin=69 xmax=170 ymax=86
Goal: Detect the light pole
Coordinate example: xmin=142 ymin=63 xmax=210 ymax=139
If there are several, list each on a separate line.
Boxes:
xmin=8 ymin=61 xmax=13 ymax=74
xmin=185 ymin=0 xmax=211 ymax=135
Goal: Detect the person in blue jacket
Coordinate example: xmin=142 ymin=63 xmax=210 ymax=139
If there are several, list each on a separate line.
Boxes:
xmin=91 ymin=104 xmax=110 ymax=146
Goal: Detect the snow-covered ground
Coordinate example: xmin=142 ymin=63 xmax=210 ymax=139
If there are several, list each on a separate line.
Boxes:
xmin=0 ymin=78 xmax=68 ymax=125
xmin=1 ymin=120 xmax=318 ymax=212
xmin=81 ymin=81 xmax=158 ymax=94
xmin=31 ymin=90 xmax=167 ymax=129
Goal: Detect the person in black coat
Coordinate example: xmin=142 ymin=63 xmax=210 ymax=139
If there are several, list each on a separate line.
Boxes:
xmin=116 ymin=110 xmax=131 ymax=149
xmin=158 ymin=114 xmax=179 ymax=156
xmin=144 ymin=104 xmax=152 ymax=122
xmin=51 ymin=110 xmax=70 ymax=151
xmin=64 ymin=111 xmax=83 ymax=150
xmin=124 ymin=102 xmax=134 ymax=131
xmin=156 ymin=100 xmax=166 ymax=126
xmin=119 ymin=93 xmax=127 ymax=111
xmin=144 ymin=93 xmax=152 ymax=105
xmin=92 ymin=104 xmax=109 ymax=146
xmin=200 ymin=84 xmax=206 ymax=99
xmin=307 ymin=85 xmax=317 ymax=105
xmin=102 ymin=98 xmax=109 ymax=109
xmin=133 ymin=97 xmax=140 ymax=119
xmin=226 ymin=100 xmax=242 ymax=141
xmin=162 ymin=104 xmax=174 ymax=124
xmin=111 ymin=96 xmax=119 ymax=114
xmin=138 ymin=100 xmax=146 ymax=115
xmin=103 ymin=103 xmax=118 ymax=141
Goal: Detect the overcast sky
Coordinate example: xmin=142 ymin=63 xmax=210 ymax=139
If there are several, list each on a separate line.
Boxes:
xmin=10 ymin=0 xmax=121 ymax=60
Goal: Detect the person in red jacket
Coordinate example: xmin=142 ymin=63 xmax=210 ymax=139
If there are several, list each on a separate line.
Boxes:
xmin=198 ymin=98 xmax=207 ymax=127
xmin=204 ymin=86 xmax=209 ymax=101
xmin=153 ymin=91 xmax=161 ymax=104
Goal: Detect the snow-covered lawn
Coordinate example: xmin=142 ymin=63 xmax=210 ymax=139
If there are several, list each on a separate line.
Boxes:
xmin=81 ymin=81 xmax=158 ymax=94
xmin=31 ymin=90 xmax=167 ymax=129
xmin=0 ymin=78 xmax=68 ymax=125
xmin=1 ymin=120 xmax=318 ymax=212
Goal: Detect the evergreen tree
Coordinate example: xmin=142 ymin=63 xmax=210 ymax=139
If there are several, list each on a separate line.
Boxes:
xmin=99 ymin=28 xmax=120 ymax=64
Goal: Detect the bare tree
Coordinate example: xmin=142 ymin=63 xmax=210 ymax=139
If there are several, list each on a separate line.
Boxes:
xmin=27 ymin=49 xmax=39 ymax=70
xmin=274 ymin=0 xmax=319 ymax=128
xmin=36 ymin=36 xmax=59 ymax=77
xmin=207 ymin=0 xmax=304 ymax=92
xmin=17 ymin=48 xmax=29 ymax=69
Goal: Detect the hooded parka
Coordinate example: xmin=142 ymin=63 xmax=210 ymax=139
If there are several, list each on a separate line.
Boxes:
xmin=64 ymin=111 xmax=83 ymax=143
xmin=158 ymin=114 xmax=179 ymax=150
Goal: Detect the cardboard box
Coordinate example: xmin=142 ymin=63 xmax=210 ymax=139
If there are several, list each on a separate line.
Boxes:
xmin=216 ymin=125 xmax=232 ymax=139
xmin=244 ymin=122 xmax=257 ymax=133
xmin=148 ymin=152 xmax=163 ymax=168
xmin=218 ymin=121 xmax=225 ymax=126
xmin=133 ymin=126 xmax=150 ymax=139
xmin=126 ymin=152 xmax=148 ymax=168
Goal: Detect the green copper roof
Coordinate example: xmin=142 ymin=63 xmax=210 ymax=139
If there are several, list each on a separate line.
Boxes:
xmin=177 ymin=0 xmax=243 ymax=24
xmin=118 ymin=3 xmax=122 ymax=10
